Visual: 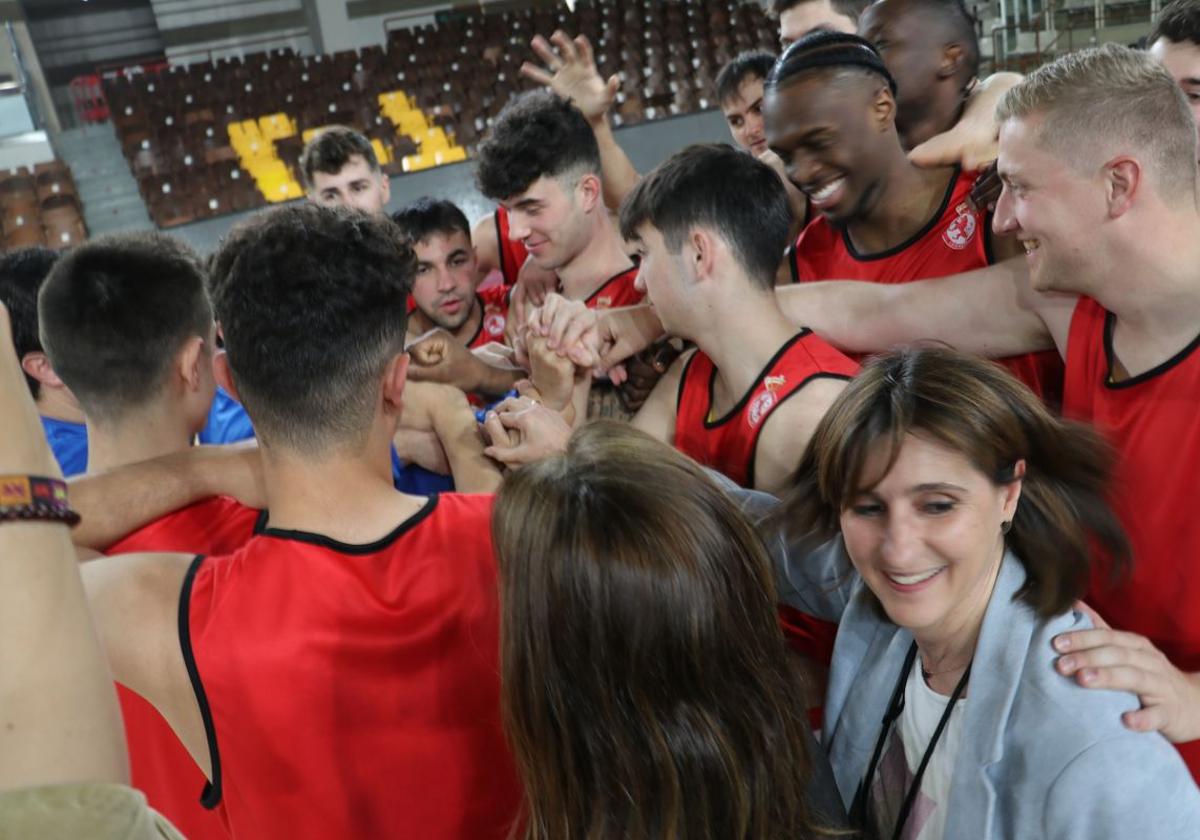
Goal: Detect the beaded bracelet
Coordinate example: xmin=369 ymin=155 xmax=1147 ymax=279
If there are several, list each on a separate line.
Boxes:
xmin=0 ymin=475 xmax=81 ymax=526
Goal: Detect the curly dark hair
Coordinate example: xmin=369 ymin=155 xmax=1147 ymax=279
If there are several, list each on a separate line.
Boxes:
xmin=1152 ymin=0 xmax=1200 ymax=45
xmin=0 ymin=247 xmax=60 ymax=399
xmin=39 ymin=233 xmax=212 ymax=422
xmin=209 ymin=204 xmax=415 ymax=453
xmin=475 ymin=90 xmax=601 ymax=200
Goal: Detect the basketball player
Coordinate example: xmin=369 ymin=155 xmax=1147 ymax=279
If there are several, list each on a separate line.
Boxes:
xmin=767 ymin=31 xmax=1063 ymax=403
xmin=0 ymin=247 xmax=87 ymax=476
xmin=39 ymin=232 xmax=257 ymax=840
xmin=391 ymin=198 xmax=524 ymax=400
xmin=300 ymin=125 xmax=390 ymax=215
xmin=76 ymin=205 xmax=518 ymax=839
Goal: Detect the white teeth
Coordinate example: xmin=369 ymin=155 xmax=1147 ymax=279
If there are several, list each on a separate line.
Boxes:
xmin=887 ymin=568 xmax=942 ymax=586
xmin=1022 ymin=239 xmax=1040 ymax=254
xmin=811 ymin=177 xmax=844 ymax=202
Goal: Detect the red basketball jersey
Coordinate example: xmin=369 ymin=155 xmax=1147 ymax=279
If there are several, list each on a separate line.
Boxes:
xmin=792 ymin=168 xmax=1064 ymax=405
xmin=106 ymin=496 xmax=261 ymax=840
xmin=1063 ymin=296 xmax=1200 ymax=778
xmin=673 ymin=330 xmax=857 ymax=489
xmin=465 ymin=284 xmax=512 ymax=350
xmin=493 ymin=206 xmax=530 ymax=287
xmin=584 ymin=265 xmax=643 ymax=310
xmin=182 ymin=493 xmax=521 ymax=840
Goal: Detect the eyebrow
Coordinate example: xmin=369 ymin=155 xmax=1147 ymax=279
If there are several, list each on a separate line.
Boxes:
xmin=513 ymin=198 xmax=542 ymax=211
xmin=748 ymin=96 xmax=764 ymax=110
xmin=910 ymin=483 xmax=968 ymax=494
xmin=447 ymin=248 xmax=470 ymax=260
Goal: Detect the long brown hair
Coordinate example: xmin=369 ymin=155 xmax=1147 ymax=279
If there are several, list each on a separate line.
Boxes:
xmin=493 ymin=421 xmax=820 ymax=840
xmin=780 ymin=347 xmax=1129 ymax=617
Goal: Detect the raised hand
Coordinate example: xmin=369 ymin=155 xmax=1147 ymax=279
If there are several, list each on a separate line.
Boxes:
xmin=520 ymin=31 xmax=619 ymax=124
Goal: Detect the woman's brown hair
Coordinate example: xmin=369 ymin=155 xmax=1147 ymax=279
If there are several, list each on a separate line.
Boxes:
xmin=493 ymin=421 xmax=820 ymax=840
xmin=780 ymin=347 xmax=1129 ymax=617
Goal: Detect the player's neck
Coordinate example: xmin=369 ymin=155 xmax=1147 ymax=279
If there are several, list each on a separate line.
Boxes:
xmin=35 ymin=386 xmax=85 ymax=425
xmin=409 ymin=299 xmax=482 ymax=345
xmin=897 ymin=95 xmax=964 ymax=152
xmin=86 ymin=402 xmax=196 ymax=474
xmin=1094 ymin=211 xmax=1200 ymax=338
xmin=258 ymin=427 xmax=427 ymax=544
xmin=848 ymin=159 xmax=953 ymax=255
xmin=702 ymin=288 xmax=801 ymax=401
xmin=556 ymin=215 xmax=631 ymax=300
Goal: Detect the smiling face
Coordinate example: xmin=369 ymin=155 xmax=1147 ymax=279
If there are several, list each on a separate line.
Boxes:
xmin=721 ymin=76 xmax=770 ymax=156
xmin=765 ymin=70 xmax=894 ymax=227
xmin=1149 ymin=36 xmax=1200 ymax=161
xmin=840 ymin=432 xmax=1019 ymax=644
xmin=993 ymin=115 xmax=1105 ymax=295
xmin=308 ymin=154 xmax=390 ymax=215
xmin=501 ymin=175 xmax=592 ymax=272
xmin=409 ymin=229 xmax=480 ymax=333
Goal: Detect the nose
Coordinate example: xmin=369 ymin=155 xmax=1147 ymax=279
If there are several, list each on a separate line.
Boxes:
xmin=506 ymin=211 xmax=531 ymax=242
xmin=789 ymin=150 xmax=821 ymax=188
xmin=435 ymin=265 xmax=456 ymax=293
xmin=879 ymin=509 xmax=923 ymax=567
xmin=992 ymin=185 xmax=1018 ymax=236
xmin=745 ymin=111 xmax=765 ymax=143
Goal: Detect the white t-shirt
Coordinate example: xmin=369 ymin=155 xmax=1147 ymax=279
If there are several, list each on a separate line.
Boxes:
xmin=867 ymin=660 xmax=965 ymax=840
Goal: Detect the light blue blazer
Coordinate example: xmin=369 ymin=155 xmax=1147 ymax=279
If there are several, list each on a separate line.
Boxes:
xmin=730 ymin=482 xmax=1200 ymax=839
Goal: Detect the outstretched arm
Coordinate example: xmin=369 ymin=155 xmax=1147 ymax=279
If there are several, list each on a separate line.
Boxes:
xmin=908 ymin=72 xmax=1023 ymax=170
xmin=0 ymin=301 xmax=128 ymax=790
xmin=69 ymin=443 xmax=266 ymax=551
xmin=521 ymin=31 xmax=640 ymax=209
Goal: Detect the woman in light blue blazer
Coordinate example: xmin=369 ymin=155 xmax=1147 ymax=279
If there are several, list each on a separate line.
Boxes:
xmin=763 ymin=347 xmax=1200 ymax=840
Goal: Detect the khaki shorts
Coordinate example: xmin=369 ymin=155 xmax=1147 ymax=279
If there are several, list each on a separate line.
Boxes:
xmin=0 ymin=784 xmax=184 ymax=840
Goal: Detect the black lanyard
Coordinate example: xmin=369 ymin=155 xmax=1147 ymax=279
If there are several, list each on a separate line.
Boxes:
xmin=850 ymin=641 xmax=972 ymax=840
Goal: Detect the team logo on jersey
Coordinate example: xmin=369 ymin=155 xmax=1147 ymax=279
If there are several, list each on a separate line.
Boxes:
xmin=483 ymin=306 xmax=506 ymax=338
xmin=942 ymin=203 xmax=977 ymax=250
xmin=594 ymin=296 xmax=613 ymax=310
xmin=748 ymin=375 xmax=787 ymax=429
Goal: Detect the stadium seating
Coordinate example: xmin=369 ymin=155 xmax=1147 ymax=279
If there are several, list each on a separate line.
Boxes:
xmin=100 ymin=0 xmax=776 ymax=228
xmin=0 ymin=161 xmax=89 ymax=250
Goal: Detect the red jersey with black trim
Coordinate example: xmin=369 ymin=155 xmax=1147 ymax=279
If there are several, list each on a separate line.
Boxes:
xmin=792 ymin=168 xmax=1064 ymax=406
xmin=493 ymin=207 xmax=530 ymax=287
xmin=465 ymin=284 xmax=511 ymax=350
xmin=1063 ymin=296 xmax=1200 ymax=779
xmin=106 ymin=496 xmax=261 ymax=840
xmin=182 ymin=493 xmax=521 ymax=840
xmin=673 ymin=330 xmax=857 ymax=489
xmin=583 ymin=265 xmax=643 ymax=310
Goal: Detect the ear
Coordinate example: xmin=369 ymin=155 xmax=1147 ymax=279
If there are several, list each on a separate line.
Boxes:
xmin=381 ymin=351 xmax=410 ymax=416
xmin=577 ymin=172 xmax=603 ymax=212
xmin=20 ymin=351 xmax=65 ymax=388
xmin=872 ymin=85 xmax=896 ymax=133
xmin=688 ymin=226 xmax=719 ymax=282
xmin=176 ymin=335 xmax=208 ymax=394
xmin=380 ymin=171 xmax=392 ymax=206
xmin=1000 ymin=458 xmax=1026 ymax=521
xmin=938 ymin=43 xmax=966 ymax=82
xmin=213 ymin=349 xmax=240 ymax=402
xmin=1103 ymin=156 xmax=1141 ymax=219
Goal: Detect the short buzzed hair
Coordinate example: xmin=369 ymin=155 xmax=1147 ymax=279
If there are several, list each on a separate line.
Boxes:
xmin=300 ymin=125 xmax=379 ymax=190
xmin=997 ymin=44 xmax=1197 ymax=201
xmin=39 ymin=233 xmax=212 ymax=423
xmin=1151 ymin=0 xmax=1200 ymax=46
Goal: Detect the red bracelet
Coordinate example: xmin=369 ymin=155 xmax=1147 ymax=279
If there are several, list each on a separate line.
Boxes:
xmin=0 ymin=475 xmax=80 ymax=526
